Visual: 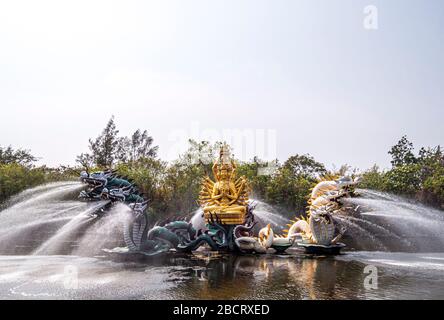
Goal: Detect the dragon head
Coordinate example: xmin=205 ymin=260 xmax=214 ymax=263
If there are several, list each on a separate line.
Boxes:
xmin=129 ymin=200 xmax=149 ymax=221
xmin=80 ymin=171 xmax=89 ymax=181
xmin=336 ymin=175 xmax=362 ymax=188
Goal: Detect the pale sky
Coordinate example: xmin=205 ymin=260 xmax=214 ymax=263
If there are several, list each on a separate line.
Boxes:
xmin=0 ymin=0 xmax=443 ymax=170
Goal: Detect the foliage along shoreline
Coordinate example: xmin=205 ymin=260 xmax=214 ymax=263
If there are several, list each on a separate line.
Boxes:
xmin=1 ymin=117 xmax=443 ymax=219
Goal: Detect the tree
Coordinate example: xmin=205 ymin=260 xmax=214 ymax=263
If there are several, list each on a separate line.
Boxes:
xmin=131 ymin=129 xmax=158 ymax=160
xmin=88 ymin=116 xmax=120 ymax=168
xmin=78 ymin=116 xmax=159 ymax=169
xmin=384 ymin=164 xmax=421 ymax=195
xmin=282 ymin=154 xmax=327 ymax=179
xmin=75 ymin=153 xmax=94 ymax=172
xmin=177 ymin=140 xmax=223 ymax=176
xmin=115 ymin=136 xmax=131 ymax=163
xmin=117 ymin=129 xmax=159 ymax=163
xmin=388 ymin=136 xmax=417 ymax=167
xmin=0 ymin=146 xmax=37 ymax=167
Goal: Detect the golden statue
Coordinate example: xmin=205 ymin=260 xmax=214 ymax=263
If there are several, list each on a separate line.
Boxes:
xmin=199 ymin=144 xmax=250 ymax=225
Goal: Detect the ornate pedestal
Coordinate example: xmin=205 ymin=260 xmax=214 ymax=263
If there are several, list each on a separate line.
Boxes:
xmin=204 ymin=211 xmax=246 ymax=225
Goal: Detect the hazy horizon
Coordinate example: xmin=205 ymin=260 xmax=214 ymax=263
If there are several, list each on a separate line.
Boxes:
xmin=1 ymin=1 xmax=443 ymax=171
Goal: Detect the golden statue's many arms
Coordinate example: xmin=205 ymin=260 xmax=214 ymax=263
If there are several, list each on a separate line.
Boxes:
xmin=199 ymin=155 xmax=250 ymax=225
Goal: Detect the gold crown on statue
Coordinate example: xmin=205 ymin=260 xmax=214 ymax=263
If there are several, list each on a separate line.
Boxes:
xmin=217 ymin=143 xmax=234 ymax=172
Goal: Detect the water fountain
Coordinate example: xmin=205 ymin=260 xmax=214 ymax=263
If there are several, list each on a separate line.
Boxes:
xmin=339 ymin=189 xmax=444 ymax=252
xmin=1 ymin=159 xmax=444 ymax=299
xmin=0 ymin=145 xmax=360 ymax=257
xmin=0 ymin=182 xmax=129 ymax=255
xmin=2 ymin=180 xmax=443 ymax=257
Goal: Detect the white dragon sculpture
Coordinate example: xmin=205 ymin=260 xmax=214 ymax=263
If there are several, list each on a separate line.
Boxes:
xmin=286 ymin=176 xmax=361 ymax=246
xmin=235 ymin=176 xmax=361 ymax=253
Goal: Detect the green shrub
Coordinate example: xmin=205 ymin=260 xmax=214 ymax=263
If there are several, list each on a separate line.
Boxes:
xmin=0 ymin=163 xmax=45 ymax=202
xmin=383 ymin=164 xmax=422 ymax=195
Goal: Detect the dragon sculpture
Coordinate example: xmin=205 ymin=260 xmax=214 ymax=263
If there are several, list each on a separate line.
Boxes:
xmin=284 ymin=176 xmax=361 ymax=251
xmin=79 ymin=169 xmax=222 ymax=256
xmin=79 ymin=144 xmax=360 ymax=256
xmin=233 ymin=176 xmax=361 ymax=254
xmin=79 ymin=169 xmax=145 ymax=204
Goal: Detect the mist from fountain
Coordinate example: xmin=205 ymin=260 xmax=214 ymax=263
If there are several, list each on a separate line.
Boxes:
xmin=72 ymin=203 xmax=130 ymax=256
xmin=0 ymin=182 xmax=125 ymax=255
xmin=339 ymin=189 xmax=444 ymax=252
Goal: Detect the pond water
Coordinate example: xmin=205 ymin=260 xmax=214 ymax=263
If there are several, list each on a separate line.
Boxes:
xmin=0 ymin=250 xmax=443 ymax=300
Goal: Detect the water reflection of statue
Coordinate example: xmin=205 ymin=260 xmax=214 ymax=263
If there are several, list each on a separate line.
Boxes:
xmin=199 ymin=144 xmax=249 ymax=225
xmin=184 ymin=254 xmax=341 ymax=299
